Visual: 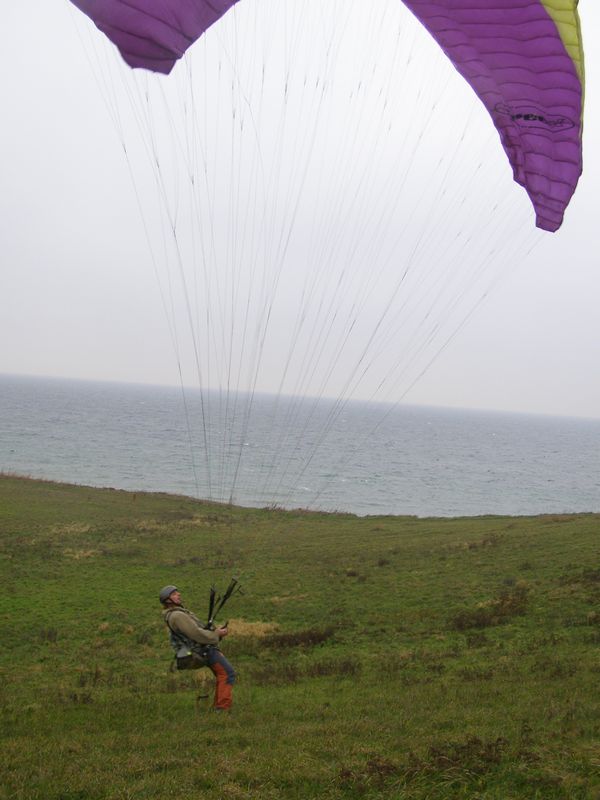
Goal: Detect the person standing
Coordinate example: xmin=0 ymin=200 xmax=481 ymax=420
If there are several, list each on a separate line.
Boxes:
xmin=159 ymin=585 xmax=236 ymax=710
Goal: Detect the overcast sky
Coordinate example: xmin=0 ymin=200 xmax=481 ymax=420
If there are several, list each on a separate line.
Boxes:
xmin=1 ymin=1 xmax=598 ymax=420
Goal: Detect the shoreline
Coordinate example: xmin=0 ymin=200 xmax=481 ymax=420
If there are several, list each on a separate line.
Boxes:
xmin=2 ymin=472 xmax=598 ymax=522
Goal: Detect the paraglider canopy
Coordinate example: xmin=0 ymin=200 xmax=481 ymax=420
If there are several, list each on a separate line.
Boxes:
xmin=69 ymin=0 xmax=584 ymax=232
xmin=70 ymin=0 xmax=240 ymax=74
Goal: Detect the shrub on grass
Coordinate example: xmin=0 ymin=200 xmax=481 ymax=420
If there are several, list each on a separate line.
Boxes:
xmin=57 ymin=690 xmax=93 ymax=705
xmin=338 ymin=755 xmax=399 ymax=793
xmin=251 ymin=656 xmax=359 ymax=685
xmin=263 ymin=626 xmax=335 ymax=649
xmin=465 ymin=631 xmax=489 ymax=648
xmin=457 ymin=666 xmax=495 ymax=681
xmin=135 ymin=628 xmax=154 ymax=645
xmin=404 ymin=735 xmax=508 ymax=780
xmin=532 ymin=656 xmax=578 ymax=679
xmin=305 ymin=657 xmax=359 ymax=678
xmin=450 ymin=584 xmax=529 ymax=631
xmin=76 ymin=665 xmax=104 ymax=687
xmin=250 ymin=662 xmax=301 ymax=685
xmin=38 ymin=627 xmax=58 ymax=643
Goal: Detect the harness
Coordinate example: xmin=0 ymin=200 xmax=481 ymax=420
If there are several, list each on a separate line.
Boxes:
xmin=164 ymin=608 xmax=212 ymax=670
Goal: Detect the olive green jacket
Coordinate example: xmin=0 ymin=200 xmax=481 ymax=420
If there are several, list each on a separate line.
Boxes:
xmin=163 ymin=605 xmax=220 ymax=647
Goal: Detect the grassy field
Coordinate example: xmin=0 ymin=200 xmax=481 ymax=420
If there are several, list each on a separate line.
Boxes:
xmin=1 ymin=474 xmax=600 ymax=799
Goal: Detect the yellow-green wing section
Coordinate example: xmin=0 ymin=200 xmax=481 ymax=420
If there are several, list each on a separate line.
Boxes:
xmin=541 ymin=0 xmax=585 ymax=84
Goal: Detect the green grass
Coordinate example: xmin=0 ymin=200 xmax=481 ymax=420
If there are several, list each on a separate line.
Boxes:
xmin=2 ymin=474 xmax=600 ymax=799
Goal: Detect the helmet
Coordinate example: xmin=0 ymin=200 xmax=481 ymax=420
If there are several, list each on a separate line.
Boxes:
xmin=159 ymin=585 xmax=178 ymax=604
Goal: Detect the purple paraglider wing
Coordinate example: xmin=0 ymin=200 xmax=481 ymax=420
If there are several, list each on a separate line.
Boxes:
xmin=70 ymin=0 xmax=239 ymax=74
xmin=401 ymin=0 xmax=584 ymax=232
xmin=69 ymin=0 xmax=584 ymax=232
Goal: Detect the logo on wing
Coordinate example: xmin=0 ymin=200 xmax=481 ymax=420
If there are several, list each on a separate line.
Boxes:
xmin=495 ymin=103 xmax=575 ymax=132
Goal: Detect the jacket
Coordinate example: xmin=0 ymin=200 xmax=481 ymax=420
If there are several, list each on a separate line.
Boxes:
xmin=163 ymin=605 xmax=221 ymax=653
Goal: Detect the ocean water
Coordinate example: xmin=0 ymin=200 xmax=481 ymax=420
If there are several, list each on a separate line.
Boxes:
xmin=1 ymin=373 xmax=599 ymax=517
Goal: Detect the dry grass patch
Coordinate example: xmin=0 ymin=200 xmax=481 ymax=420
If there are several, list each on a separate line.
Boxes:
xmin=135 ymin=519 xmax=164 ymax=532
xmin=269 ymin=594 xmax=308 ymax=604
xmin=228 ymin=618 xmax=280 ymax=637
xmin=62 ymin=548 xmax=99 ymax=559
xmin=51 ymin=522 xmax=91 ymax=536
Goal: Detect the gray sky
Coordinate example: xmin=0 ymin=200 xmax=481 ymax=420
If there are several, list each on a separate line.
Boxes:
xmin=1 ymin=1 xmax=598 ymax=419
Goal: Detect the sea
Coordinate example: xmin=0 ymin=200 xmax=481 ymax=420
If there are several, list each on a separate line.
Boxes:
xmin=1 ymin=373 xmax=599 ymax=518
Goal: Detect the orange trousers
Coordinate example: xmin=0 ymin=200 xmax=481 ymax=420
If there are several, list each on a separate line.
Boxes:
xmin=207 ymin=649 xmax=236 ymax=709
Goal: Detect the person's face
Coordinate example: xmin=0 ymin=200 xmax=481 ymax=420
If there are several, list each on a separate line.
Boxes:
xmin=169 ymin=590 xmax=182 ymax=605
